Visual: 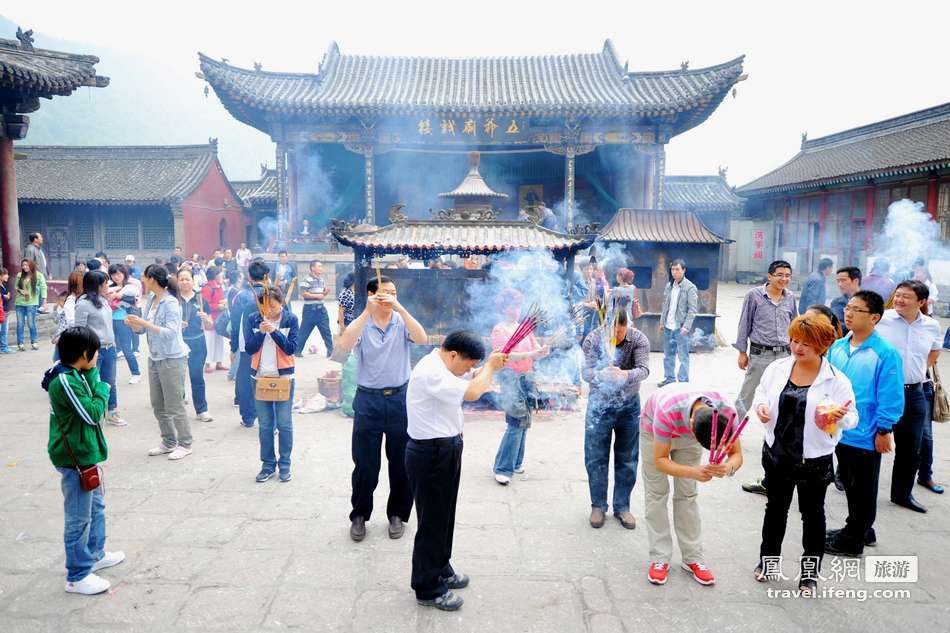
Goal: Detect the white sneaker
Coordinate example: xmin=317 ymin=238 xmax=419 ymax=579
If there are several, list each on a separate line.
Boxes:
xmin=65 ymin=573 xmax=110 ymax=595
xmin=128 ymin=375 xmax=141 ymax=385
xmin=91 ymin=551 xmax=125 ymax=572
xmin=197 ymin=412 xmax=213 ymax=422
xmin=168 ymin=446 xmax=193 ymax=460
xmin=147 ymin=445 xmax=175 ymax=457
xmin=494 ymin=473 xmax=511 ymax=486
xmin=106 ymin=413 xmax=127 ymax=427
xmin=116 ymin=351 xmax=124 ymax=359
xmin=514 ymin=466 xmax=525 ymax=474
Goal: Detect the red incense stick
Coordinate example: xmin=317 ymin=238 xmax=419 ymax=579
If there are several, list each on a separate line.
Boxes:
xmin=713 ymin=416 xmax=749 ymax=464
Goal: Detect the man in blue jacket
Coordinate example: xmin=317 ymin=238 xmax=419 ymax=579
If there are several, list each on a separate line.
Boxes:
xmin=230 ymin=259 xmax=270 ymax=428
xmin=825 ymin=290 xmax=904 ymax=557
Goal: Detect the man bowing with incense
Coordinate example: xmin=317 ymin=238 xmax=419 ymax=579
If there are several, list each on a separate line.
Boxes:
xmin=405 ymin=331 xmax=507 ymax=611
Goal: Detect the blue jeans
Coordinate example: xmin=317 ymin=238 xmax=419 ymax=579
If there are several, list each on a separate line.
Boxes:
xmin=57 ymin=466 xmax=106 ymax=582
xmin=297 ymin=304 xmax=333 ymax=356
xmin=256 ymin=379 xmax=294 ymax=473
xmin=15 ymin=304 xmax=37 ymax=345
xmin=112 ymin=319 xmax=140 ymax=376
xmin=185 ymin=336 xmax=208 ymax=415
xmin=132 ymin=331 xmax=140 ymax=353
xmin=0 ymin=318 xmax=9 ymax=351
xmin=662 ymin=328 xmax=690 ymax=382
xmin=97 ymin=346 xmax=118 ymax=412
xmin=918 ymin=382 xmax=935 ymax=483
xmin=493 ymin=421 xmax=527 ymax=477
xmin=237 ymin=351 xmax=257 ymax=426
xmin=584 ymin=395 xmax=641 ymax=513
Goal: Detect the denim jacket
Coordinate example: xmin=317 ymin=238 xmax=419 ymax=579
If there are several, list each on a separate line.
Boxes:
xmin=143 ymin=292 xmax=189 ymax=360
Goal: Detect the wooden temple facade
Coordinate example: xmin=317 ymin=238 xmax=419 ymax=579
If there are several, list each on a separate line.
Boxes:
xmin=199 ymin=40 xmax=746 ymax=239
xmin=0 ymin=29 xmax=107 ymax=276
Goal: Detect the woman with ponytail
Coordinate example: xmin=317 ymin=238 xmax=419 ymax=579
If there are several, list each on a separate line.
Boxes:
xmin=125 ymin=264 xmax=193 ymax=460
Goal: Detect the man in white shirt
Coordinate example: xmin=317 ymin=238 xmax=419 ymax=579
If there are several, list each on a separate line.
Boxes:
xmin=875 ymin=280 xmax=943 ymax=513
xmin=235 ymin=243 xmax=252 ymax=270
xmin=405 ymin=331 xmax=506 ymax=612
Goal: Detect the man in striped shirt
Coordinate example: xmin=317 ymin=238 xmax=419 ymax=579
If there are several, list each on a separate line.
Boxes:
xmin=640 ymin=383 xmax=743 ymax=586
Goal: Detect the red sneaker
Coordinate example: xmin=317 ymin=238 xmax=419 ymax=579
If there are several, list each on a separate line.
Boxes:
xmin=681 ymin=561 xmax=715 ymax=585
xmin=647 ymin=562 xmax=669 ymax=585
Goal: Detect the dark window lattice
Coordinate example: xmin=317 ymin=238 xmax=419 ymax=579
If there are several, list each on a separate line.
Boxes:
xmin=73 ymin=220 xmax=95 ymax=249
xmin=104 ymin=211 xmax=140 ymax=250
xmin=142 ymin=209 xmax=174 ymax=250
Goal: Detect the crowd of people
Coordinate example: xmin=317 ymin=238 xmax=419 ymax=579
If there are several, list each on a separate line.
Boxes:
xmin=26 ymin=239 xmax=947 ymax=609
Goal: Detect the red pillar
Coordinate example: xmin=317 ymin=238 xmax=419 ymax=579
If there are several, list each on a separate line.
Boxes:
xmin=0 ymin=137 xmax=21 ymax=277
xmin=927 ymin=177 xmax=939 ymax=220
xmin=818 ymin=192 xmax=828 ymax=249
xmin=865 ymin=187 xmax=875 ymax=249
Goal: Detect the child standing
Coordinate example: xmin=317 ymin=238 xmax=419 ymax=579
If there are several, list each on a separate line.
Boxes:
xmin=491 ymin=288 xmax=549 ymax=485
xmin=0 ymin=267 xmax=10 ymax=353
xmin=43 ymin=326 xmax=125 ymax=595
xmin=244 ymin=286 xmax=299 ymax=483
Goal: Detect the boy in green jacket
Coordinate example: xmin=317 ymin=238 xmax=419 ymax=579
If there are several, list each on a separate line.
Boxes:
xmin=43 ymin=326 xmax=124 ymax=595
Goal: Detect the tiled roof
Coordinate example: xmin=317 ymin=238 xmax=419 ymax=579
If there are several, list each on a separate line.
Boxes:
xmin=664 ymin=175 xmax=744 ymax=212
xmin=599 ymin=208 xmax=729 ymax=244
xmin=16 ymin=143 xmax=223 ymax=204
xmin=198 ymin=41 xmax=744 ymax=135
xmin=738 ymin=102 xmax=950 ymax=195
xmin=0 ymin=35 xmax=108 ymax=105
xmin=332 ymin=220 xmax=592 ymax=255
xmin=233 ymin=169 xmax=277 ymax=207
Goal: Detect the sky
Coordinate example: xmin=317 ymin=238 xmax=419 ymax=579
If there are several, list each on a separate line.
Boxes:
xmin=7 ymin=0 xmax=950 ymax=186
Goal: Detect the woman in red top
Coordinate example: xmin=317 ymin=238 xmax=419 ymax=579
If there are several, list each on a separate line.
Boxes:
xmin=200 ymin=266 xmax=228 ymax=373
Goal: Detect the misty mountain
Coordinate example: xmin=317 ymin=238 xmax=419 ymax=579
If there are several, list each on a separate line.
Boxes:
xmin=2 ymin=16 xmax=273 ymax=180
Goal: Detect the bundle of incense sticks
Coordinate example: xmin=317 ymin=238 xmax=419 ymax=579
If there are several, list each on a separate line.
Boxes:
xmin=501 ymin=303 xmax=547 ymax=354
xmin=256 ymin=279 xmax=271 ymax=318
xmin=709 ymin=411 xmax=749 ymax=464
xmin=548 ymin=305 xmax=588 ymax=348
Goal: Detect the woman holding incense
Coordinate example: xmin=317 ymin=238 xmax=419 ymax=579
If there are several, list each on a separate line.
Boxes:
xmin=752 ymin=313 xmax=857 ymax=596
xmin=491 ymin=288 xmax=549 ymax=486
xmin=581 ymin=309 xmax=650 ymax=530
xmin=641 ymin=385 xmax=742 ymax=587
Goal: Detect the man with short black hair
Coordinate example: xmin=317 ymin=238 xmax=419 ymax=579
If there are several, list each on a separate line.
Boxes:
xmin=799 ymin=258 xmax=834 ymax=315
xmin=25 ymin=232 xmax=47 ymax=277
xmin=275 ymin=251 xmax=296 ymax=294
xmin=337 ymin=275 xmax=427 ymax=542
xmin=825 ymin=290 xmax=903 ymax=556
xmin=405 ymin=331 xmax=506 ymax=611
xmin=830 ymin=267 xmax=862 ymax=334
xmin=876 ymin=280 xmax=943 ymax=513
xmin=230 ymin=259 xmax=271 ymax=428
xmin=296 ymin=260 xmax=333 ymax=358
xmin=658 ymin=259 xmax=698 ymax=386
xmin=736 ymin=260 xmax=796 ymax=496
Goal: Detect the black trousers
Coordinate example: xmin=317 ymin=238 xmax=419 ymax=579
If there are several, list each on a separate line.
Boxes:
xmin=350 ymin=388 xmax=413 ymax=522
xmin=405 ymin=435 xmax=462 ymax=600
xmin=891 ymin=384 xmax=927 ymax=503
xmin=759 ymin=444 xmax=832 ymax=573
xmin=835 ymin=443 xmax=881 ymax=551
xmin=297 ymin=304 xmax=333 ymax=356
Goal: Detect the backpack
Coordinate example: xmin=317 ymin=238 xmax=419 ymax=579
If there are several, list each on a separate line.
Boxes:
xmin=214 ymin=310 xmax=231 ymax=337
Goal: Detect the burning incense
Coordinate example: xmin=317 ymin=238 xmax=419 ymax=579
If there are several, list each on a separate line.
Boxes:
xmin=709 ymin=409 xmax=720 ymax=465
xmin=501 ymin=303 xmax=547 ymax=354
xmin=712 ymin=415 xmax=749 ymax=464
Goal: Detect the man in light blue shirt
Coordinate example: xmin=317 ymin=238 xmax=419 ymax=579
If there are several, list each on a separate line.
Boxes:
xmin=336 ymin=275 xmax=427 ymax=543
xmin=825 ymin=290 xmax=903 ymax=556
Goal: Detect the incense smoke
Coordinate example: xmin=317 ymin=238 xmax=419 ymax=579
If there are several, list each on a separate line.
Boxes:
xmin=873 ymin=199 xmax=949 ymax=278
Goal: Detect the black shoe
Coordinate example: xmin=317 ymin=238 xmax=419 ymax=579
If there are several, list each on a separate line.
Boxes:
xmin=417 ymin=591 xmax=463 ymax=611
xmin=388 ymin=516 xmax=404 ymax=539
xmin=657 ymin=379 xmax=675 ymax=388
xmin=865 ymin=529 xmax=877 ymax=548
xmin=825 ymin=537 xmax=862 ymax=558
xmin=255 ymin=469 xmax=275 ymax=483
xmin=442 ymin=573 xmax=470 ymax=589
xmin=742 ymin=478 xmax=767 ymax=496
xmin=834 ymin=478 xmax=845 ymax=492
xmin=294 ymin=353 xmax=304 ymax=358
xmin=892 ymin=496 xmax=927 ymax=513
xmin=918 ymin=480 xmax=945 ymax=494
xmin=798 ymin=578 xmax=817 ymax=598
xmin=350 ymin=516 xmax=366 ymax=542
xmin=825 ymin=528 xmax=842 ymax=540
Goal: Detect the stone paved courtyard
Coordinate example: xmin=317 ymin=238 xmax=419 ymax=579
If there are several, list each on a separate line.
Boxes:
xmin=1 ymin=283 xmax=949 ymax=632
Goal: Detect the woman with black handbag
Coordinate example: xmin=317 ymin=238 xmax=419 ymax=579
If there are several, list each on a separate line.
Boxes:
xmin=44 ymin=326 xmax=125 ymax=595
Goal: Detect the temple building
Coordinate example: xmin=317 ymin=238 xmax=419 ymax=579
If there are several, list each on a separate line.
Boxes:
xmin=232 ymin=166 xmax=278 ymax=247
xmin=199 ymin=40 xmax=746 ymax=238
xmin=737 ymin=102 xmax=950 ymax=280
xmin=0 ymin=29 xmax=107 ymax=275
xmin=16 ymin=142 xmax=245 ymax=277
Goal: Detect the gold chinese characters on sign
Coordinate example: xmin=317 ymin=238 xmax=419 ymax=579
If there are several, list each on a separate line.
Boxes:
xmin=418 ymin=117 xmax=521 ymax=138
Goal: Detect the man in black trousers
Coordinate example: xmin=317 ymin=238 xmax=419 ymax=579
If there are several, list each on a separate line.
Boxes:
xmin=405 ymin=331 xmax=506 ymax=611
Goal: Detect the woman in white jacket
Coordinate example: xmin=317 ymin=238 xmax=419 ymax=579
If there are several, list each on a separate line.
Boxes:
xmin=751 ymin=313 xmax=857 ymax=597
